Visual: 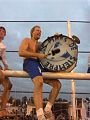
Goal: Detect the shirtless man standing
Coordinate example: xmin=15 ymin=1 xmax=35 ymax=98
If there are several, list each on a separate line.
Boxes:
xmin=0 ymin=27 xmax=12 ymax=113
xmin=19 ymin=25 xmax=61 ymax=120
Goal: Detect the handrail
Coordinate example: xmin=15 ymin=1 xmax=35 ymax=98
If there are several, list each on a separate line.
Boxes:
xmin=6 ymin=50 xmax=90 ymax=53
xmin=2 ymin=70 xmax=90 ymax=80
xmin=0 ymin=20 xmax=90 ymax=23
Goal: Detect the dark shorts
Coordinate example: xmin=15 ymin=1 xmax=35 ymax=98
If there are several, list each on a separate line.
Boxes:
xmin=23 ymin=58 xmax=46 ymax=79
xmin=87 ymin=67 xmax=90 ymax=73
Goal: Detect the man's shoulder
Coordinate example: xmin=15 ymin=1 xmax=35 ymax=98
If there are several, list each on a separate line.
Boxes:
xmin=0 ymin=42 xmax=6 ymax=49
xmin=23 ymin=37 xmax=31 ymax=41
xmin=22 ymin=38 xmax=31 ymax=43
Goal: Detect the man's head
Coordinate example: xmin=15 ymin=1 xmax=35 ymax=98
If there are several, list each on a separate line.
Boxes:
xmin=0 ymin=26 xmax=6 ymax=40
xmin=30 ymin=25 xmax=41 ymax=40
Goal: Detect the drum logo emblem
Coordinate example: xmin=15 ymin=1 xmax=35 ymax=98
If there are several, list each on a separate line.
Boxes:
xmin=40 ymin=34 xmax=78 ymax=72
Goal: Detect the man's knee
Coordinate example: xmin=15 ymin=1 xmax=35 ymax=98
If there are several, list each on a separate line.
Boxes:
xmin=4 ymin=78 xmax=12 ymax=90
xmin=0 ymin=70 xmax=4 ymax=80
xmin=53 ymin=80 xmax=61 ymax=90
xmin=33 ymin=76 xmax=43 ymax=88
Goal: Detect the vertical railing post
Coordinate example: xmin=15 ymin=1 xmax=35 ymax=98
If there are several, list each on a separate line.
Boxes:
xmin=67 ymin=20 xmax=76 ymax=120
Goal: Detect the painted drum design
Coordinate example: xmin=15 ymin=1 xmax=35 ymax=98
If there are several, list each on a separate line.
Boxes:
xmin=39 ymin=34 xmax=78 ymax=72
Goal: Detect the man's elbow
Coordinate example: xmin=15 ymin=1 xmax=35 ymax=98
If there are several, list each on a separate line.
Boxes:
xmin=19 ymin=50 xmax=24 ymax=57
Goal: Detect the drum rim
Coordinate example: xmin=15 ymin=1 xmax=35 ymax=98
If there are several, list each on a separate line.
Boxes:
xmin=40 ymin=34 xmax=78 ymax=72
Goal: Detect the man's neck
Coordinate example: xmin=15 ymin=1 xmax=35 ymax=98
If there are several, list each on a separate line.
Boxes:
xmin=31 ymin=37 xmax=38 ymax=43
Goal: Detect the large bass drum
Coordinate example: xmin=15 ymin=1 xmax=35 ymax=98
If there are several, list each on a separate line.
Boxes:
xmin=39 ymin=34 xmax=78 ymax=72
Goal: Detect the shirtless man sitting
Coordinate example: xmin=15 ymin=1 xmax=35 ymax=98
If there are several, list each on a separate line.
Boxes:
xmin=19 ymin=25 xmax=61 ymax=120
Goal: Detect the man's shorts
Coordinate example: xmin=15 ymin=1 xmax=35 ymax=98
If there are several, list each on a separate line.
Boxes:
xmin=23 ymin=58 xmax=46 ymax=79
xmin=87 ymin=67 xmax=90 ymax=73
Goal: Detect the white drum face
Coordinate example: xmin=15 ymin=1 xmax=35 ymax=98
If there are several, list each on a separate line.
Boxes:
xmin=39 ymin=35 xmax=78 ymax=72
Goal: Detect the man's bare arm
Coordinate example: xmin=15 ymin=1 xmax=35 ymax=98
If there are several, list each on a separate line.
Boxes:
xmin=19 ymin=39 xmax=46 ymax=59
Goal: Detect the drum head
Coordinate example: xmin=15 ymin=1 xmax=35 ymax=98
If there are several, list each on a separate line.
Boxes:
xmin=39 ymin=34 xmax=78 ymax=72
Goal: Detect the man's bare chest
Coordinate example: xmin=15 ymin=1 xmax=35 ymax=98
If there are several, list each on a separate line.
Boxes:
xmin=27 ymin=41 xmax=38 ymax=52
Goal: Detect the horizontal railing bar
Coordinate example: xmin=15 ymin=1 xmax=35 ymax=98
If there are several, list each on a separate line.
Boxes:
xmin=2 ymin=70 xmax=90 ymax=80
xmin=0 ymin=20 xmax=90 ymax=23
xmin=6 ymin=50 xmax=90 ymax=53
xmin=0 ymin=90 xmax=90 ymax=94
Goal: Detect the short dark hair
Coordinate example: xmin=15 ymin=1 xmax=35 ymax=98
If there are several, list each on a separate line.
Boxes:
xmin=0 ymin=26 xmax=6 ymax=35
xmin=30 ymin=25 xmax=40 ymax=37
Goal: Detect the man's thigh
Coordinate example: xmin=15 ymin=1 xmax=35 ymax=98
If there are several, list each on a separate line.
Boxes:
xmin=0 ymin=70 xmax=5 ymax=83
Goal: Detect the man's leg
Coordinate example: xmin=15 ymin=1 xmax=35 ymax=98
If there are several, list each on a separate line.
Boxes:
xmin=1 ymin=77 xmax=12 ymax=108
xmin=0 ymin=70 xmax=12 ymax=117
xmin=0 ymin=70 xmax=4 ymax=84
xmin=44 ymin=79 xmax=61 ymax=120
xmin=44 ymin=79 xmax=61 ymax=105
xmin=33 ymin=76 xmax=46 ymax=120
